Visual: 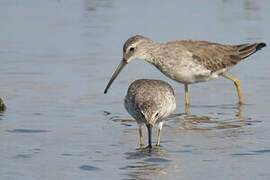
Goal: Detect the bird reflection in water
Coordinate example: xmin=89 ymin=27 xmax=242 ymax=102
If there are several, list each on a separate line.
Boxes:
xmin=167 ymin=104 xmax=260 ymax=131
xmin=108 ymin=103 xmax=256 ymax=131
xmin=121 ymin=147 xmax=172 ymax=180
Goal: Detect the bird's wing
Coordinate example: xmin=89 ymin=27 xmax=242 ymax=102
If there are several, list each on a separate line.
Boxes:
xmin=166 ymin=40 xmax=266 ymax=72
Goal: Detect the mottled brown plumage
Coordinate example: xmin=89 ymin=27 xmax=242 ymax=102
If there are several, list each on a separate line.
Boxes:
xmin=169 ymin=40 xmax=266 ymax=72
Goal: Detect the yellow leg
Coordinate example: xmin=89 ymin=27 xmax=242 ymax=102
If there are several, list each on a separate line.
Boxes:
xmin=185 ymin=104 xmax=190 ymax=114
xmin=184 ymin=84 xmax=190 ymax=105
xmin=139 ymin=125 xmax=143 ymax=147
xmin=236 ymin=104 xmax=243 ymax=118
xmin=156 ymin=129 xmax=161 ymax=146
xmin=156 ymin=122 xmax=163 ymax=146
xmin=222 ymin=74 xmax=243 ymax=104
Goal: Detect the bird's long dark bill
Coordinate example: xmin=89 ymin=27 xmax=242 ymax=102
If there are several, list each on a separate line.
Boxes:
xmin=104 ymin=60 xmax=127 ymax=94
xmin=146 ymin=124 xmax=153 ymax=148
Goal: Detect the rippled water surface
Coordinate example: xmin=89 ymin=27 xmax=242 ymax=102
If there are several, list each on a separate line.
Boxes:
xmin=0 ymin=0 xmax=270 ymax=179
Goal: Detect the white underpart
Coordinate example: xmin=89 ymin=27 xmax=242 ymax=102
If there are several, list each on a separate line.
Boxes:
xmin=156 ymin=51 xmax=231 ymax=84
xmin=157 ymin=97 xmax=176 ymax=123
xmin=210 ymin=67 xmax=230 ymax=79
xmin=173 ymin=58 xmax=211 ymax=83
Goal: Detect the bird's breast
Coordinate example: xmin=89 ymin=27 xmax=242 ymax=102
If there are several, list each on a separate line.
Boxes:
xmin=153 ymin=58 xmax=211 ymax=84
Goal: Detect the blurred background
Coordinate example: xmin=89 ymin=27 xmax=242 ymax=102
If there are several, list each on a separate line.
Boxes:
xmin=0 ymin=0 xmax=269 ymax=179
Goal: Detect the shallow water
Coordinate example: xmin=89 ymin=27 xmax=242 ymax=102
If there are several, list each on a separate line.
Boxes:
xmin=0 ymin=0 xmax=270 ymax=179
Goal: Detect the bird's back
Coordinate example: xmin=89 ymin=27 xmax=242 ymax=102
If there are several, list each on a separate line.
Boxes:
xmin=163 ymin=40 xmax=266 ymax=72
xmin=124 ymin=79 xmax=176 ymax=122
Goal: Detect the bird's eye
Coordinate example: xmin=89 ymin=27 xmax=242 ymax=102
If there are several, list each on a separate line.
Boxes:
xmin=129 ymin=47 xmax=135 ymax=52
xmin=155 ymin=113 xmax=159 ymax=118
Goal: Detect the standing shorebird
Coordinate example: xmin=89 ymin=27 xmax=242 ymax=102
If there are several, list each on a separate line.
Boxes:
xmin=124 ymin=79 xmax=176 ymax=148
xmin=104 ymin=35 xmax=266 ymax=105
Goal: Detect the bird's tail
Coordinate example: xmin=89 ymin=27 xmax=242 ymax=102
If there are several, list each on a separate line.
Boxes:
xmin=235 ymin=42 xmax=266 ymax=59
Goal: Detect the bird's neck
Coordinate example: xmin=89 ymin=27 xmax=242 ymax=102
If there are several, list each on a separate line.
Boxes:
xmin=143 ymin=42 xmax=162 ymax=64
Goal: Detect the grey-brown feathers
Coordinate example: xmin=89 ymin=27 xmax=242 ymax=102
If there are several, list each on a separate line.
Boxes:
xmin=123 ymin=35 xmax=151 ymax=53
xmin=166 ymin=40 xmax=266 ymax=72
xmin=124 ymin=79 xmax=176 ymax=125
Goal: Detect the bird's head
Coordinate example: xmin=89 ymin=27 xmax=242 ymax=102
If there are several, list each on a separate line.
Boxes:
xmin=104 ymin=35 xmax=154 ymax=94
xmin=140 ymin=101 xmax=161 ymax=126
xmin=123 ymin=35 xmax=153 ymax=63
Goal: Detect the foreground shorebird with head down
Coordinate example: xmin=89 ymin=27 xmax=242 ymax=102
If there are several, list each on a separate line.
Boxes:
xmin=104 ymin=35 xmax=266 ymax=105
xmin=124 ymin=79 xmax=176 ymax=148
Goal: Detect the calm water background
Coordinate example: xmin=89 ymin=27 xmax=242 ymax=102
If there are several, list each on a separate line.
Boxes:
xmin=0 ymin=0 xmax=270 ymax=179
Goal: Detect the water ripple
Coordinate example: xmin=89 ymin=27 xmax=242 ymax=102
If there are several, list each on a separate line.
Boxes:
xmin=6 ymin=129 xmax=50 ymax=133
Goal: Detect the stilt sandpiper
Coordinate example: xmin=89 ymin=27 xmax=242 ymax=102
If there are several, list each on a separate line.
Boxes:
xmin=104 ymin=35 xmax=266 ymax=105
xmin=124 ymin=79 xmax=176 ymax=148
